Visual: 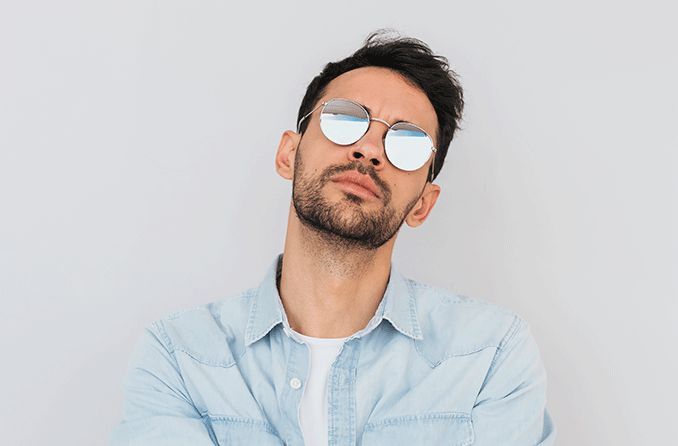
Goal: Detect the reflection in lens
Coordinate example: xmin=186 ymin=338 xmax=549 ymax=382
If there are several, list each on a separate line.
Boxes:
xmin=320 ymin=99 xmax=369 ymax=145
xmin=384 ymin=122 xmax=433 ymax=171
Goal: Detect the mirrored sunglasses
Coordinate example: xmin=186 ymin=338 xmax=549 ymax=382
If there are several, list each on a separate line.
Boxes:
xmin=297 ymin=98 xmax=437 ymax=181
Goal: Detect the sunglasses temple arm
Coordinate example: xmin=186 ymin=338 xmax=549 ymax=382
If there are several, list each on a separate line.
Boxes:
xmin=296 ymin=103 xmax=324 ymax=133
xmin=429 ymin=148 xmax=437 ymax=183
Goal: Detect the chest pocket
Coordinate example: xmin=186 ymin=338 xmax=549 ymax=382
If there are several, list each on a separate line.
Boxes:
xmin=207 ymin=416 xmax=285 ymax=446
xmin=361 ymin=412 xmax=473 ymax=446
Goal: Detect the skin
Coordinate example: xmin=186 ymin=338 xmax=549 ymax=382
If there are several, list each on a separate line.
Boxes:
xmin=274 ymin=66 xmax=441 ymax=338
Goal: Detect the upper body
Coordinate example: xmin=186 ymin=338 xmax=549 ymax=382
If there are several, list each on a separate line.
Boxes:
xmin=112 ymin=31 xmax=556 ymax=445
xmin=111 ymin=253 xmax=555 ymax=445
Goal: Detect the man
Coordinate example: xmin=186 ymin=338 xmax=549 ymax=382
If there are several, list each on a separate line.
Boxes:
xmin=112 ymin=31 xmax=556 ymax=445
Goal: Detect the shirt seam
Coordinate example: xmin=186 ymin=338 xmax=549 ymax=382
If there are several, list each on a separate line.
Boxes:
xmin=471 ymin=315 xmax=526 ymax=407
xmin=148 ymin=320 xmax=199 ymax=410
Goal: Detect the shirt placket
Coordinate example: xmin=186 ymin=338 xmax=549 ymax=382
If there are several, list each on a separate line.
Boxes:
xmin=280 ymin=332 xmax=311 ymax=446
xmin=327 ymin=338 xmax=361 ymax=446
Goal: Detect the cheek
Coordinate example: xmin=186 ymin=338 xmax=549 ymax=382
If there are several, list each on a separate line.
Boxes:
xmin=304 ymin=139 xmax=348 ymax=168
xmin=297 ymin=140 xmax=339 ymax=179
xmin=386 ymin=175 xmax=425 ymax=206
xmin=388 ymin=172 xmax=423 ymax=193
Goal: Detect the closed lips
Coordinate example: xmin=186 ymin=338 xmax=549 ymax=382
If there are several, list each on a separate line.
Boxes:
xmin=331 ymin=172 xmax=380 ymax=198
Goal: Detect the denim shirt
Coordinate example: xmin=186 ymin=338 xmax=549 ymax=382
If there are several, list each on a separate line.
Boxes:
xmin=111 ymin=253 xmax=556 ymax=445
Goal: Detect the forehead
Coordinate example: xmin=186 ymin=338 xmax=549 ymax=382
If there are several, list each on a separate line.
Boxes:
xmin=319 ymin=66 xmax=438 ymax=141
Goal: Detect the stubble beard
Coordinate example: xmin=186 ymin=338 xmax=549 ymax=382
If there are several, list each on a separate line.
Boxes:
xmin=291 ymin=143 xmax=421 ymax=251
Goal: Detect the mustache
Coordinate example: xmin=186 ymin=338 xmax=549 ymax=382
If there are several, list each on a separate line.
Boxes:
xmin=321 ymin=161 xmax=389 ymax=197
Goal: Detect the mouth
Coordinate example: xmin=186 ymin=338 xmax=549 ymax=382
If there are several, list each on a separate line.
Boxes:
xmin=330 ymin=172 xmax=381 ymax=199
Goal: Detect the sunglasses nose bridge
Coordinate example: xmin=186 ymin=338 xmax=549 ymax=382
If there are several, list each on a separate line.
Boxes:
xmin=369 ymin=117 xmax=392 ymax=128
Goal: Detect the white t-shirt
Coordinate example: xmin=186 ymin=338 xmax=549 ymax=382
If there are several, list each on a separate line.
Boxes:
xmin=290 ymin=329 xmax=348 ymax=446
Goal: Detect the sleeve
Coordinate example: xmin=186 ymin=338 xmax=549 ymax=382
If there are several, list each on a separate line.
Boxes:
xmin=471 ymin=316 xmax=556 ymax=445
xmin=110 ymin=321 xmax=217 ymax=446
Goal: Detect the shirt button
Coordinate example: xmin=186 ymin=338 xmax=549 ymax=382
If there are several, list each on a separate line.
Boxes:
xmin=289 ymin=377 xmax=302 ymax=389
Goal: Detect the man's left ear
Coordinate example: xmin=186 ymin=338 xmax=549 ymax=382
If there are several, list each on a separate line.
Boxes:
xmin=405 ymin=183 xmax=441 ymax=228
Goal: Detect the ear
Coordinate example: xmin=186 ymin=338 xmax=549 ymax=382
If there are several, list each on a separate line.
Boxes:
xmin=275 ymin=130 xmax=301 ymax=180
xmin=405 ymin=182 xmax=441 ymax=228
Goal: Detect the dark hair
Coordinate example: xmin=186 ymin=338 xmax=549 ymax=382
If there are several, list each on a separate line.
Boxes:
xmin=296 ymin=30 xmax=464 ymax=182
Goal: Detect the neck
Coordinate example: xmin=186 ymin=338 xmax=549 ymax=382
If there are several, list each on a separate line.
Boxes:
xmin=277 ymin=204 xmax=396 ymax=338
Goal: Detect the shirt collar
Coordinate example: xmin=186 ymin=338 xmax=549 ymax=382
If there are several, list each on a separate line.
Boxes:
xmin=243 ymin=253 xmax=423 ymax=347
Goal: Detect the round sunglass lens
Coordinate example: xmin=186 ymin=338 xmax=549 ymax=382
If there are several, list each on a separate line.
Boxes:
xmin=384 ymin=123 xmax=433 ymax=171
xmin=320 ymin=99 xmax=369 ymax=145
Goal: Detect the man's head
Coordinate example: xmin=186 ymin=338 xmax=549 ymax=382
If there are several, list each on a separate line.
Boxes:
xmin=276 ymin=31 xmax=464 ymax=251
xmin=296 ymin=31 xmax=464 ymax=183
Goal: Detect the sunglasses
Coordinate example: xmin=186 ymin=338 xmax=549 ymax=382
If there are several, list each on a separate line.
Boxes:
xmin=296 ymin=98 xmax=437 ymax=182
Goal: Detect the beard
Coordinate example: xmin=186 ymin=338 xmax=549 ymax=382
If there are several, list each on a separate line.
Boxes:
xmin=291 ymin=143 xmax=422 ymax=250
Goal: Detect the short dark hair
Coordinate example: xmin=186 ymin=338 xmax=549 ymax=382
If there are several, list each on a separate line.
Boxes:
xmin=296 ymin=30 xmax=464 ymax=182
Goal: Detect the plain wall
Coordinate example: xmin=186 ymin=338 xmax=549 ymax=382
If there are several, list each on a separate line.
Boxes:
xmin=1 ymin=1 xmax=676 ymax=444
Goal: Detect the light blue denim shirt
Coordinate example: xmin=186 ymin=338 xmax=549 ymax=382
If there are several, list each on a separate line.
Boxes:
xmin=111 ymin=253 xmax=555 ymax=445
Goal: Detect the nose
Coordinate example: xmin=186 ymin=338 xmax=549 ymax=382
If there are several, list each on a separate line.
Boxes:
xmin=347 ymin=119 xmax=389 ymax=172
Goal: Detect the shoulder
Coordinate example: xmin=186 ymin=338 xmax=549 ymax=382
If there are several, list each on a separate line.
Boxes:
xmin=407 ymin=278 xmax=528 ymax=366
xmin=147 ymin=287 xmax=257 ymax=367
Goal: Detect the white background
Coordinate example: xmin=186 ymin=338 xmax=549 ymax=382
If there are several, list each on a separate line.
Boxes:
xmin=1 ymin=1 xmax=676 ymax=444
